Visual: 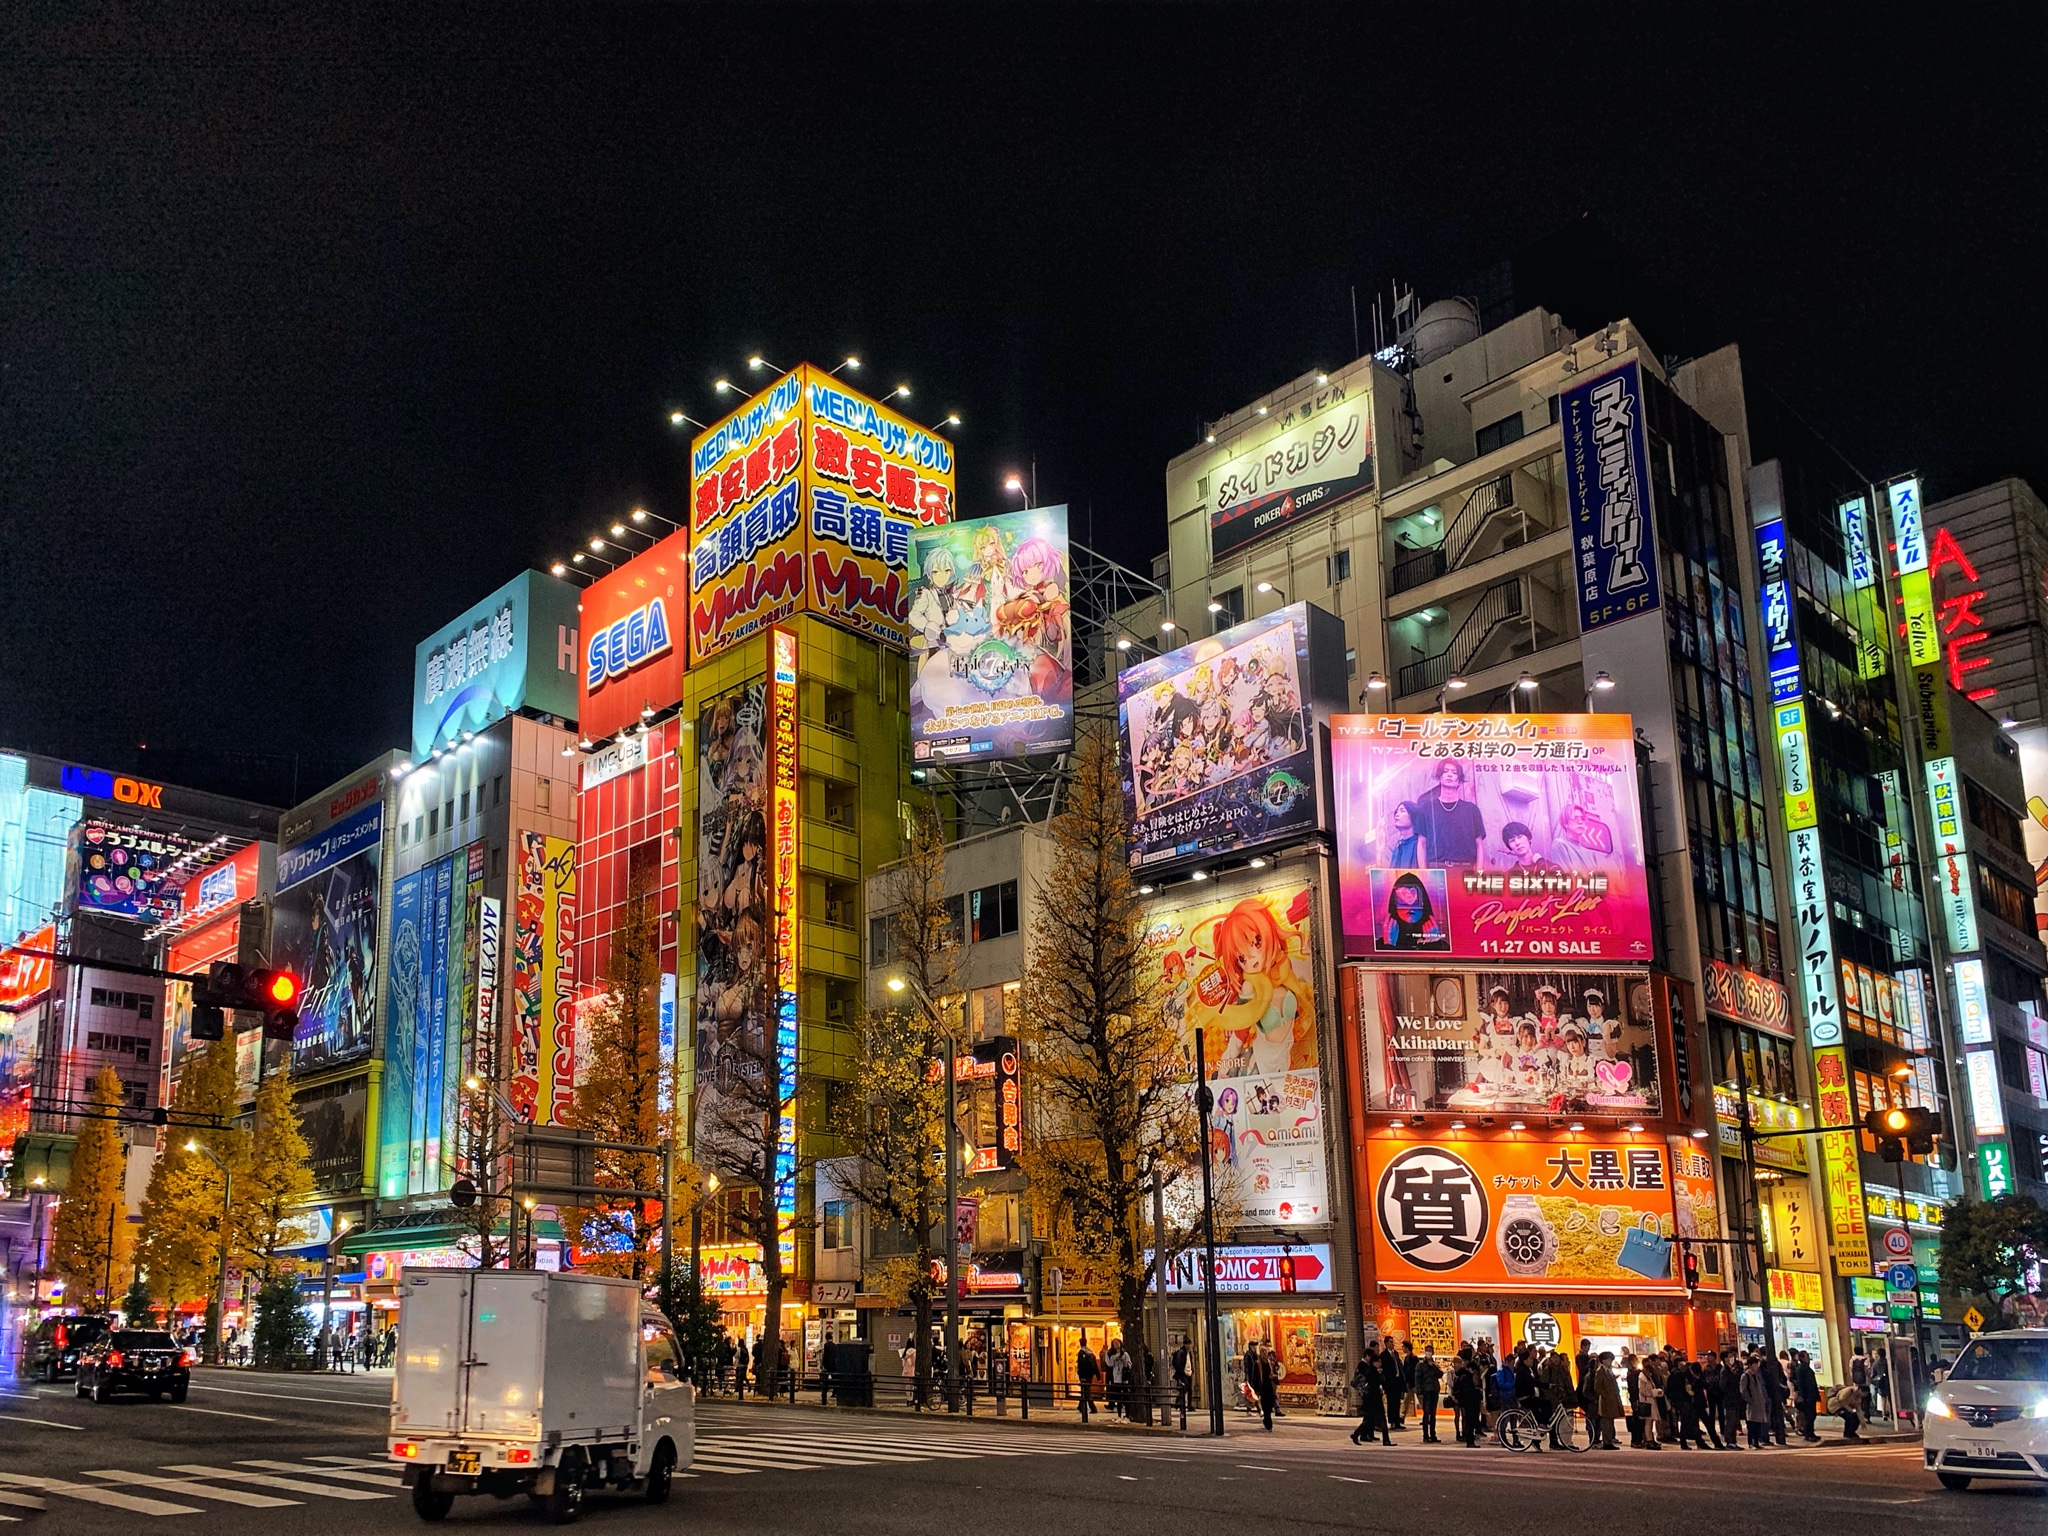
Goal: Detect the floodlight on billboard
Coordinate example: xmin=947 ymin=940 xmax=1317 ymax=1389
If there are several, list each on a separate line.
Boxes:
xmin=1330 ymin=712 xmax=1654 ymax=964
xmin=906 ymin=506 xmax=1075 ymax=764
xmin=1116 ymin=602 xmax=1344 ymax=870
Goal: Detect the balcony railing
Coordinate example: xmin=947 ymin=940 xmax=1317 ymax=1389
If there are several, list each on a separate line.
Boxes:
xmin=1385 ymin=474 xmax=1519 ymax=599
xmin=1396 ymin=577 xmax=1525 ymax=696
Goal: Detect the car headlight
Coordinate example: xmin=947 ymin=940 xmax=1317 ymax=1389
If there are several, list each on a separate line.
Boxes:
xmin=1926 ymin=1394 xmax=1953 ymax=1418
xmin=2026 ymin=1398 xmax=2048 ymax=1420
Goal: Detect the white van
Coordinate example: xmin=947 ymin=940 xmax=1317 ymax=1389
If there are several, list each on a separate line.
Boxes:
xmin=1923 ymin=1329 xmax=2048 ymax=1490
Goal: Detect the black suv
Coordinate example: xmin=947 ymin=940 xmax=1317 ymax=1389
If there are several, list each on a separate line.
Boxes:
xmin=75 ymin=1329 xmax=192 ymax=1402
xmin=25 ymin=1315 xmax=107 ymax=1382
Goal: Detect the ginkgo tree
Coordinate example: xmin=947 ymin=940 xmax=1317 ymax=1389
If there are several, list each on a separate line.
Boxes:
xmin=135 ymin=1035 xmax=246 ymax=1341
xmin=50 ymin=1066 xmax=132 ymax=1310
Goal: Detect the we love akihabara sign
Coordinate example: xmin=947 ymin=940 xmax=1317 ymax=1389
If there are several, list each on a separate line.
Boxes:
xmin=687 ymin=366 xmax=956 ymax=660
xmin=1331 ymin=712 xmax=1655 ymax=965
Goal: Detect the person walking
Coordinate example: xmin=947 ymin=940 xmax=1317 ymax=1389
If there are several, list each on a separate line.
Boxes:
xmin=1791 ymin=1349 xmax=1820 ymax=1442
xmin=1248 ymin=1342 xmax=1277 ymax=1432
xmin=1171 ymin=1339 xmax=1192 ymax=1413
xmin=1400 ymin=1339 xmax=1419 ymax=1423
xmin=1718 ymin=1351 xmax=1743 ymax=1449
xmin=1414 ymin=1345 xmax=1444 ymax=1443
xmin=1590 ymin=1352 xmax=1624 ymax=1449
xmin=1104 ymin=1339 xmax=1127 ymax=1418
xmin=1350 ymin=1354 xmax=1389 ymax=1445
xmin=1699 ymin=1354 xmax=1728 ymax=1449
xmin=1379 ymin=1338 xmax=1405 ymax=1430
xmin=1451 ymin=1351 xmax=1485 ymax=1447
xmin=1076 ymin=1340 xmax=1099 ymax=1422
xmin=1740 ymin=1356 xmax=1772 ymax=1449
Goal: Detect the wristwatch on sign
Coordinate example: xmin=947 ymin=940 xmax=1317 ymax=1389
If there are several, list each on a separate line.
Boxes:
xmin=1496 ymin=1194 xmax=1556 ymax=1276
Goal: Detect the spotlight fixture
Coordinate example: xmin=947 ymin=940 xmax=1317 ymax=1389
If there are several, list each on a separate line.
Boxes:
xmin=1365 ymin=672 xmax=1387 ymax=691
xmin=1689 ymin=1127 xmax=1710 ymax=1139
xmin=1388 ymin=1118 xmax=1405 ymax=1130
xmin=1159 ymin=619 xmax=1177 ymax=633
xmin=1509 ymin=1120 xmax=1526 ymax=1131
xmin=1592 ymin=671 xmax=1617 ymax=692
xmin=1315 ymin=372 xmax=1328 ymax=384
xmin=1449 ymin=1119 xmax=1465 ymax=1131
xmin=1115 ymin=637 xmax=1131 ymax=651
xmin=579 ymin=737 xmax=593 ymax=750
xmin=1445 ymin=675 xmax=1468 ymax=691
xmin=670 ymin=411 xmax=686 ymax=425
xmin=714 ymin=378 xmax=736 ymax=393
xmin=1256 ymin=405 xmax=1268 ymax=416
xmin=1138 ymin=884 xmax=1154 ymax=895
xmin=1568 ymin=1121 xmax=1584 ymax=1133
xmin=1190 ymin=870 xmax=1207 ymax=881
xmin=1248 ymin=857 xmax=1267 ymax=869
xmin=1516 ymin=673 xmax=1539 ymax=692
xmin=589 ymin=537 xmax=605 ymax=552
xmin=1207 ymin=601 xmax=1223 ymax=614
xmin=1626 ymin=1122 xmax=1645 ymax=1133
xmin=550 ymin=562 xmax=567 ymax=575
xmin=1206 ymin=433 xmax=1216 ymax=443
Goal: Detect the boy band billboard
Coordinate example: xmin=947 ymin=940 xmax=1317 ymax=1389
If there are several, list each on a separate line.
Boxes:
xmin=905 ymin=506 xmax=1074 ymax=764
xmin=1331 ymin=713 xmax=1654 ymax=964
xmin=1118 ymin=602 xmax=1345 ymax=871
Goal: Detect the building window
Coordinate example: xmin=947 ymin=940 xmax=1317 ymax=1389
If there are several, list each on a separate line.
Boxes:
xmin=1345 ymin=647 xmax=1358 ymax=678
xmin=1328 ymin=548 xmax=1353 ymax=585
xmin=459 ymin=790 xmax=470 ymax=823
xmin=1965 ymin=778 xmax=2029 ymax=859
xmin=494 ymin=775 xmax=504 ymax=807
xmin=444 ymin=799 xmax=454 ymax=829
xmin=869 ymin=913 xmax=899 ymax=966
xmin=429 ymin=807 xmax=439 ymax=836
xmin=1475 ymin=411 xmax=1526 ymax=456
xmin=822 ymin=686 xmax=856 ymax=734
xmin=537 ymin=779 xmax=551 ymax=813
xmin=822 ymin=1199 xmax=854 ymax=1251
xmin=1210 ymin=587 xmax=1244 ymax=632
xmin=970 ymin=881 xmax=1018 ymax=943
xmin=1976 ymin=860 xmax=2035 ymax=934
xmin=490 ymin=843 xmax=506 ymax=882
xmin=823 ymin=780 xmax=856 ymax=829
xmin=822 ymin=878 xmax=855 ymax=928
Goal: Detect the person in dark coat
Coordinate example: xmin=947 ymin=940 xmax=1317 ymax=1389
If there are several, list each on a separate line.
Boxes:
xmin=1350 ymin=1356 xmax=1389 ymax=1445
xmin=1700 ymin=1354 xmax=1728 ymax=1449
xmin=1791 ymin=1350 xmax=1821 ymax=1442
xmin=1379 ymin=1340 xmax=1405 ymax=1430
xmin=1413 ymin=1346 xmax=1445 ymax=1443
xmin=1667 ymin=1357 xmax=1703 ymax=1448
xmin=1590 ymin=1352 xmax=1626 ymax=1449
xmin=1451 ymin=1352 xmax=1485 ymax=1446
xmin=1763 ymin=1350 xmax=1790 ymax=1446
xmin=1247 ymin=1342 xmax=1277 ymax=1431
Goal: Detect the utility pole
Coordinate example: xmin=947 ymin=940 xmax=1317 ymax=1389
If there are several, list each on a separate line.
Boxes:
xmin=944 ymin=1040 xmax=962 ymax=1413
xmin=1193 ymin=1028 xmax=1224 ymax=1437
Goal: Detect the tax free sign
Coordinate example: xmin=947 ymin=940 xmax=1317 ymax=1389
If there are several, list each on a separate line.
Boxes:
xmin=412 ymin=570 xmax=582 ymax=758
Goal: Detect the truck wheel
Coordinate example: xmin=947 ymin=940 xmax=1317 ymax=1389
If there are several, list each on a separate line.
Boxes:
xmin=546 ymin=1452 xmax=585 ymax=1524
xmin=644 ymin=1443 xmax=676 ymax=1505
xmin=412 ymin=1478 xmax=455 ymax=1521
xmin=1936 ymin=1473 xmax=1972 ymax=1491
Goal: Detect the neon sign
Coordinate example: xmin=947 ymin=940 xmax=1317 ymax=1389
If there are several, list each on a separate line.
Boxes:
xmin=769 ymin=626 xmax=800 ymax=1267
xmin=583 ymin=597 xmax=674 ymax=693
xmin=1928 ymin=526 xmax=1996 ymax=701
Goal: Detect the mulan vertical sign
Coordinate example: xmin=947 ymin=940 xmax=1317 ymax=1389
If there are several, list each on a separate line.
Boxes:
xmin=1562 ymin=360 xmax=1662 ymax=633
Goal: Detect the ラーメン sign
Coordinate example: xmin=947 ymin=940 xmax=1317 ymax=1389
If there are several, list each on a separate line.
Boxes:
xmin=1330 ymin=713 xmax=1655 ymax=964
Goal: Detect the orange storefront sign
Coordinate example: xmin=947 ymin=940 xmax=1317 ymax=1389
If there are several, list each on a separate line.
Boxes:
xmin=1369 ymin=1134 xmax=1683 ymax=1291
xmin=0 ymin=925 xmax=55 ymax=1011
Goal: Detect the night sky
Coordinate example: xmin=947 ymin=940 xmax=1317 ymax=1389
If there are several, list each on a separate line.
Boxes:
xmin=9 ymin=8 xmax=2042 ymax=807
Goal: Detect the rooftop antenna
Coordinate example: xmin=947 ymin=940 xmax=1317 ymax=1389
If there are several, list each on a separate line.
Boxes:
xmin=1350 ymin=285 xmax=1360 ymax=360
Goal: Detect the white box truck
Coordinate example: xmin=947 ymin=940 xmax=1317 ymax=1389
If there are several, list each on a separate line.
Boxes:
xmin=389 ymin=1268 xmax=694 ymax=1522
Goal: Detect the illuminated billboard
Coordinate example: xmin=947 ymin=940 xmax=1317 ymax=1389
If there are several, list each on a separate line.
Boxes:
xmin=579 ymin=530 xmax=689 ymax=742
xmin=906 ymin=506 xmax=1074 ymax=763
xmin=1118 ymin=602 xmax=1342 ymax=870
xmin=508 ymin=832 xmax=577 ymax=1127
xmin=1208 ymin=389 xmax=1373 ymax=557
xmin=693 ymin=674 xmax=773 ymax=1172
xmin=76 ymin=820 xmax=202 ymax=923
xmin=1369 ymin=1135 xmax=1680 ymax=1289
xmin=276 ymin=826 xmax=380 ymax=1075
xmin=1354 ymin=968 xmax=1661 ymax=1115
xmin=412 ymin=570 xmax=582 ymax=760
xmin=1139 ymin=876 xmax=1330 ymax=1227
xmin=688 ymin=366 xmax=956 ymax=662
xmin=1561 ymin=360 xmax=1660 ymax=632
xmin=1331 ymin=713 xmax=1654 ymax=964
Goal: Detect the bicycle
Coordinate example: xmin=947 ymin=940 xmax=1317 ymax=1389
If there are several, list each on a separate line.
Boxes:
xmin=1495 ymin=1400 xmax=1588 ymax=1452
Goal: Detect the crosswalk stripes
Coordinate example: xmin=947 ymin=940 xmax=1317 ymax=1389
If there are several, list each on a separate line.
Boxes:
xmin=162 ymin=1464 xmax=392 ymax=1500
xmin=0 ymin=1472 xmax=205 ymax=1517
xmin=677 ymin=1424 xmax=1138 ymax=1476
xmin=84 ymin=1470 xmax=301 ymax=1508
xmin=0 ymin=1459 xmax=401 ymax=1517
xmin=237 ymin=1458 xmax=406 ymax=1486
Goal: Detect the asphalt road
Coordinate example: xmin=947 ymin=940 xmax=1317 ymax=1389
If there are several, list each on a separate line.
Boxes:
xmin=0 ymin=1369 xmax=2035 ymax=1533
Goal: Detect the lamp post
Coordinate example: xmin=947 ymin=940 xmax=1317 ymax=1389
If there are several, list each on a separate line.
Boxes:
xmin=1254 ymin=580 xmax=1286 ymax=614
xmin=890 ymin=972 xmax=962 ymax=1413
xmin=317 ymin=1216 xmax=352 ymax=1368
xmin=186 ymin=1140 xmax=233 ymax=1365
xmin=1585 ymin=670 xmax=1617 ymax=712
xmin=691 ymin=1174 xmax=720 ymax=1311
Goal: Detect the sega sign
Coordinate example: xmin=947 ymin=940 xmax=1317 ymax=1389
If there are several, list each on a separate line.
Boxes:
xmin=585 ymin=596 xmax=673 ymax=692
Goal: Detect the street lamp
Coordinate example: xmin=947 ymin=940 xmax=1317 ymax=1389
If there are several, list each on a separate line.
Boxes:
xmin=1254 ymin=581 xmax=1285 ymax=612
xmin=318 ymin=1215 xmax=353 ymax=1368
xmin=691 ymin=1174 xmax=721 ymax=1316
xmin=1586 ymin=671 xmax=1617 ymax=711
xmin=889 ymin=972 xmax=964 ymax=1412
xmin=1435 ymin=675 xmax=1468 ymax=713
xmin=185 ymin=1140 xmax=233 ymax=1365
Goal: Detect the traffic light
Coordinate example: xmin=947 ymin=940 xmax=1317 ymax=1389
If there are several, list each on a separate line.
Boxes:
xmin=190 ymin=961 xmax=302 ymax=1042
xmin=1864 ymin=1104 xmax=1919 ymax=1163
xmin=1904 ymin=1105 xmax=1940 ymax=1157
xmin=1680 ymin=1241 xmax=1702 ymax=1292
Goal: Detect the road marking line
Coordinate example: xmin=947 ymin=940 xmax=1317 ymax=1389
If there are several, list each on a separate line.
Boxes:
xmin=236 ymin=1460 xmax=403 ymax=1486
xmin=161 ymin=1465 xmax=388 ymax=1500
xmin=87 ymin=1470 xmax=300 ymax=1508
xmin=1332 ymin=1475 xmax=1372 ymax=1484
xmin=185 ymin=1383 xmax=386 ymax=1406
xmin=0 ymin=1412 xmax=80 ymax=1430
xmin=1237 ymin=1465 xmax=1287 ymax=1471
xmin=0 ymin=1473 xmax=200 ymax=1516
xmin=0 ymin=1492 xmax=45 ymax=1511
xmin=308 ymin=1456 xmax=399 ymax=1468
xmin=690 ymin=1452 xmax=837 ymax=1471
xmin=172 ymin=1404 xmax=276 ymax=1422
xmin=692 ymin=1438 xmax=940 ymax=1464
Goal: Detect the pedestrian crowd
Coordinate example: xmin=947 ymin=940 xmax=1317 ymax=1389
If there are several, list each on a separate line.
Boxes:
xmin=1338 ymin=1334 xmax=1873 ymax=1450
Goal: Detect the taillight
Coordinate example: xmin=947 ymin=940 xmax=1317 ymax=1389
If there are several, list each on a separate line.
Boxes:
xmin=506 ymin=1448 xmax=534 ymax=1465
xmin=393 ymin=1442 xmax=419 ymax=1459
xmin=106 ymin=1351 xmax=124 ymax=1368
xmin=179 ymin=1349 xmax=198 ymax=1366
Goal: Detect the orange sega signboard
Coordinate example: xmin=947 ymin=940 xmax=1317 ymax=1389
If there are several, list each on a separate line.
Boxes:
xmin=1369 ymin=1134 xmax=1683 ymax=1291
xmin=687 ymin=365 xmax=955 ymax=662
xmin=578 ymin=528 xmax=689 ymax=742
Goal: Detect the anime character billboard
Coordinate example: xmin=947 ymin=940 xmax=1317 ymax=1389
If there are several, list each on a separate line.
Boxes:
xmin=906 ymin=506 xmax=1075 ymax=764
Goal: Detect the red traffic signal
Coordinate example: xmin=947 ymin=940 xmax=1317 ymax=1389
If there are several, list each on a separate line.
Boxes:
xmin=1680 ymin=1242 xmax=1701 ymax=1291
xmin=265 ymin=971 xmax=300 ymax=1007
xmin=188 ymin=962 xmax=301 ymax=1041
